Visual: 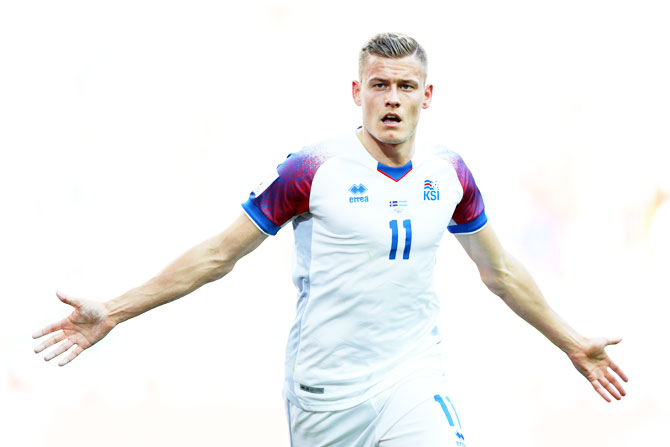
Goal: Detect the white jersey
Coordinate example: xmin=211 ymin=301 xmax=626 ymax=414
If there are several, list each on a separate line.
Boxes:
xmin=242 ymin=129 xmax=487 ymax=411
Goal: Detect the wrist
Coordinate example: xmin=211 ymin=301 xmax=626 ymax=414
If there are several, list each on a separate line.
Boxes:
xmin=104 ymin=297 xmax=128 ymax=327
xmin=562 ymin=334 xmax=589 ymax=359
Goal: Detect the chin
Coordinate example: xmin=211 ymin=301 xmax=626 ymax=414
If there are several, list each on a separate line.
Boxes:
xmin=378 ymin=137 xmax=406 ymax=145
xmin=375 ymin=130 xmax=411 ymax=145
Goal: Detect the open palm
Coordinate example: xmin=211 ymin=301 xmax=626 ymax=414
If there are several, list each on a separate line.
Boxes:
xmin=568 ymin=337 xmax=628 ymax=402
xmin=33 ymin=292 xmax=116 ymax=366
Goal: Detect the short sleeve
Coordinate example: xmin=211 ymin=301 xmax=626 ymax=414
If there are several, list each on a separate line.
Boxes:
xmin=446 ymin=153 xmax=488 ymax=234
xmin=242 ymin=149 xmax=327 ymax=235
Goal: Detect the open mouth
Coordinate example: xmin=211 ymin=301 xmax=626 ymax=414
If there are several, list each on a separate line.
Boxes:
xmin=381 ymin=113 xmax=402 ymax=125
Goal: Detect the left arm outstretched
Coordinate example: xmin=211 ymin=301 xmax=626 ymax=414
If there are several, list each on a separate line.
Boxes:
xmin=455 ymin=224 xmax=628 ymax=402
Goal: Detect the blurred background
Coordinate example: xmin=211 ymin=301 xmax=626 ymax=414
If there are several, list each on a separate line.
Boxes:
xmin=1 ymin=0 xmax=668 ymax=445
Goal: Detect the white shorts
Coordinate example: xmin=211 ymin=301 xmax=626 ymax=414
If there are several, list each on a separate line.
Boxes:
xmin=285 ymin=371 xmax=467 ymax=447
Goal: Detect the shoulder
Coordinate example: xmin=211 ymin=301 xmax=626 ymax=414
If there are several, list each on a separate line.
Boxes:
xmin=417 ymin=143 xmax=473 ymax=177
xmin=423 ymin=144 xmax=467 ymax=169
xmin=279 ymin=132 xmax=358 ymax=174
xmin=418 ymin=143 xmax=484 ymax=196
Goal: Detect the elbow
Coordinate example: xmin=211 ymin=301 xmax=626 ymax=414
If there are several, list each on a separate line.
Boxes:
xmin=204 ymin=242 xmax=238 ymax=283
xmin=477 ymin=248 xmax=518 ymax=300
xmin=204 ymin=223 xmax=266 ymax=283
xmin=209 ymin=249 xmax=236 ymax=281
xmin=480 ymin=266 xmax=513 ymax=299
xmin=210 ymin=260 xmax=234 ymax=282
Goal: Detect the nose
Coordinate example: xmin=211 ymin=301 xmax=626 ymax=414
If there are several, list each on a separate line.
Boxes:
xmin=385 ymin=85 xmax=400 ymax=108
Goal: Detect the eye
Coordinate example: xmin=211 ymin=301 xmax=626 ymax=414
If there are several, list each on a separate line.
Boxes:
xmin=400 ymin=84 xmax=414 ymax=90
xmin=374 ymin=83 xmax=386 ymax=89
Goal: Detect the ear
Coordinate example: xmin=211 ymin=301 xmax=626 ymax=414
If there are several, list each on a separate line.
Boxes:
xmin=422 ymin=83 xmax=433 ymax=109
xmin=352 ymin=80 xmax=362 ymax=106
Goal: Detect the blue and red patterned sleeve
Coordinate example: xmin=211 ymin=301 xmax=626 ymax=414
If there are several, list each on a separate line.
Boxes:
xmin=447 ymin=153 xmax=488 ymax=234
xmin=242 ymin=148 xmax=326 ymax=235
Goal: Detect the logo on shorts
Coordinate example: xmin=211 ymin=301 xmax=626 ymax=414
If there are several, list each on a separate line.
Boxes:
xmin=349 ymin=184 xmax=369 ymax=203
xmin=456 ymin=431 xmax=466 ymax=446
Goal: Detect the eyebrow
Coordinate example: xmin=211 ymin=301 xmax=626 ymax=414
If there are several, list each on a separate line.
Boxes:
xmin=368 ymin=77 xmax=419 ymax=85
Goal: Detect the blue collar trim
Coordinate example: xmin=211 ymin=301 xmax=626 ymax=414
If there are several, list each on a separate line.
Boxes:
xmin=377 ymin=161 xmax=413 ymax=182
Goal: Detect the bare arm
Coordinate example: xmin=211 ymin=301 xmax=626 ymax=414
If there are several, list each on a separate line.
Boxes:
xmin=105 ymin=213 xmax=266 ymax=324
xmin=455 ymin=224 xmax=628 ymax=402
xmin=33 ymin=213 xmax=267 ymax=366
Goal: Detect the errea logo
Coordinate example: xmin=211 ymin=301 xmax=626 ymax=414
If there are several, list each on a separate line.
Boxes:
xmin=349 ymin=184 xmax=367 ymax=195
xmin=349 ymin=183 xmax=369 ymax=203
xmin=424 ymin=179 xmax=439 ymax=201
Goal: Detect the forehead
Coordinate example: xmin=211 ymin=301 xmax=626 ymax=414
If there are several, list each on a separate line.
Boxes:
xmin=360 ymin=54 xmax=425 ymax=82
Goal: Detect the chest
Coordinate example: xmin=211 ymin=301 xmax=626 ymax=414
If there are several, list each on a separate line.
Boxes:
xmin=307 ymin=158 xmax=462 ymax=257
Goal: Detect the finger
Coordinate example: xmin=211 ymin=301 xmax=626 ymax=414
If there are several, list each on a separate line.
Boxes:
xmin=44 ymin=339 xmax=74 ymax=362
xmin=598 ymin=376 xmax=622 ymax=400
xmin=56 ymin=291 xmax=83 ymax=308
xmin=605 ymin=371 xmax=626 ymax=397
xmin=58 ymin=345 xmax=84 ymax=367
xmin=606 ymin=337 xmax=622 ymax=346
xmin=609 ymin=360 xmax=629 ymax=383
xmin=591 ymin=380 xmax=611 ymax=403
xmin=32 ymin=318 xmax=68 ymax=339
xmin=34 ymin=331 xmax=67 ymax=353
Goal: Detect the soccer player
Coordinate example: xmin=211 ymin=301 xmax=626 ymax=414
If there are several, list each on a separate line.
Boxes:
xmin=33 ymin=33 xmax=627 ymax=446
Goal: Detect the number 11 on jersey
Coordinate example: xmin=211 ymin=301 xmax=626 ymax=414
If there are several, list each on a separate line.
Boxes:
xmin=389 ymin=219 xmax=412 ymax=260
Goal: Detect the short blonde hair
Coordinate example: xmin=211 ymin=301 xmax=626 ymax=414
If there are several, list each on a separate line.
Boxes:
xmin=359 ymin=32 xmax=428 ymax=80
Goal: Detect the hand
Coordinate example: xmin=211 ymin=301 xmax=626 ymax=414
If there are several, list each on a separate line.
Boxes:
xmin=33 ymin=291 xmax=116 ymax=366
xmin=568 ymin=337 xmax=628 ymax=402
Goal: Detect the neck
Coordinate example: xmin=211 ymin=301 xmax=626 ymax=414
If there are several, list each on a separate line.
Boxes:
xmin=357 ymin=127 xmax=415 ymax=167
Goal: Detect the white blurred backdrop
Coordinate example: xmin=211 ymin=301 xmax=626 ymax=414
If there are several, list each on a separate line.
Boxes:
xmin=2 ymin=1 xmax=669 ymax=446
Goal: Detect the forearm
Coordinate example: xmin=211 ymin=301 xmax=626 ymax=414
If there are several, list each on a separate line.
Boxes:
xmin=104 ymin=235 xmax=233 ymax=326
xmin=485 ymin=254 xmax=586 ymax=356
xmin=103 ymin=214 xmax=265 ymax=326
xmin=457 ymin=226 xmax=626 ymax=401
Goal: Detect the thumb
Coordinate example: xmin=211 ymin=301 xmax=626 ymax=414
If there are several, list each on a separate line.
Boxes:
xmin=606 ymin=337 xmax=623 ymax=346
xmin=56 ymin=291 xmax=82 ymax=308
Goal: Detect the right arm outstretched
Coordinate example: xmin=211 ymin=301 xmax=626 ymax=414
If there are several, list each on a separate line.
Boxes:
xmin=33 ymin=213 xmax=267 ymax=366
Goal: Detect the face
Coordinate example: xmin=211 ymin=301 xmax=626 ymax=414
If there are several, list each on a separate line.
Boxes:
xmin=353 ymin=54 xmax=433 ymax=146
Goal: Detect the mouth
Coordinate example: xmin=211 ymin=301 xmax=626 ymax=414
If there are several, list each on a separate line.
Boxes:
xmin=381 ymin=113 xmax=402 ymax=127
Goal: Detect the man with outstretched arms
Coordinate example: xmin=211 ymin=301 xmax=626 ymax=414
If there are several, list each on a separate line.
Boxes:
xmin=34 ymin=33 xmax=628 ymax=446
